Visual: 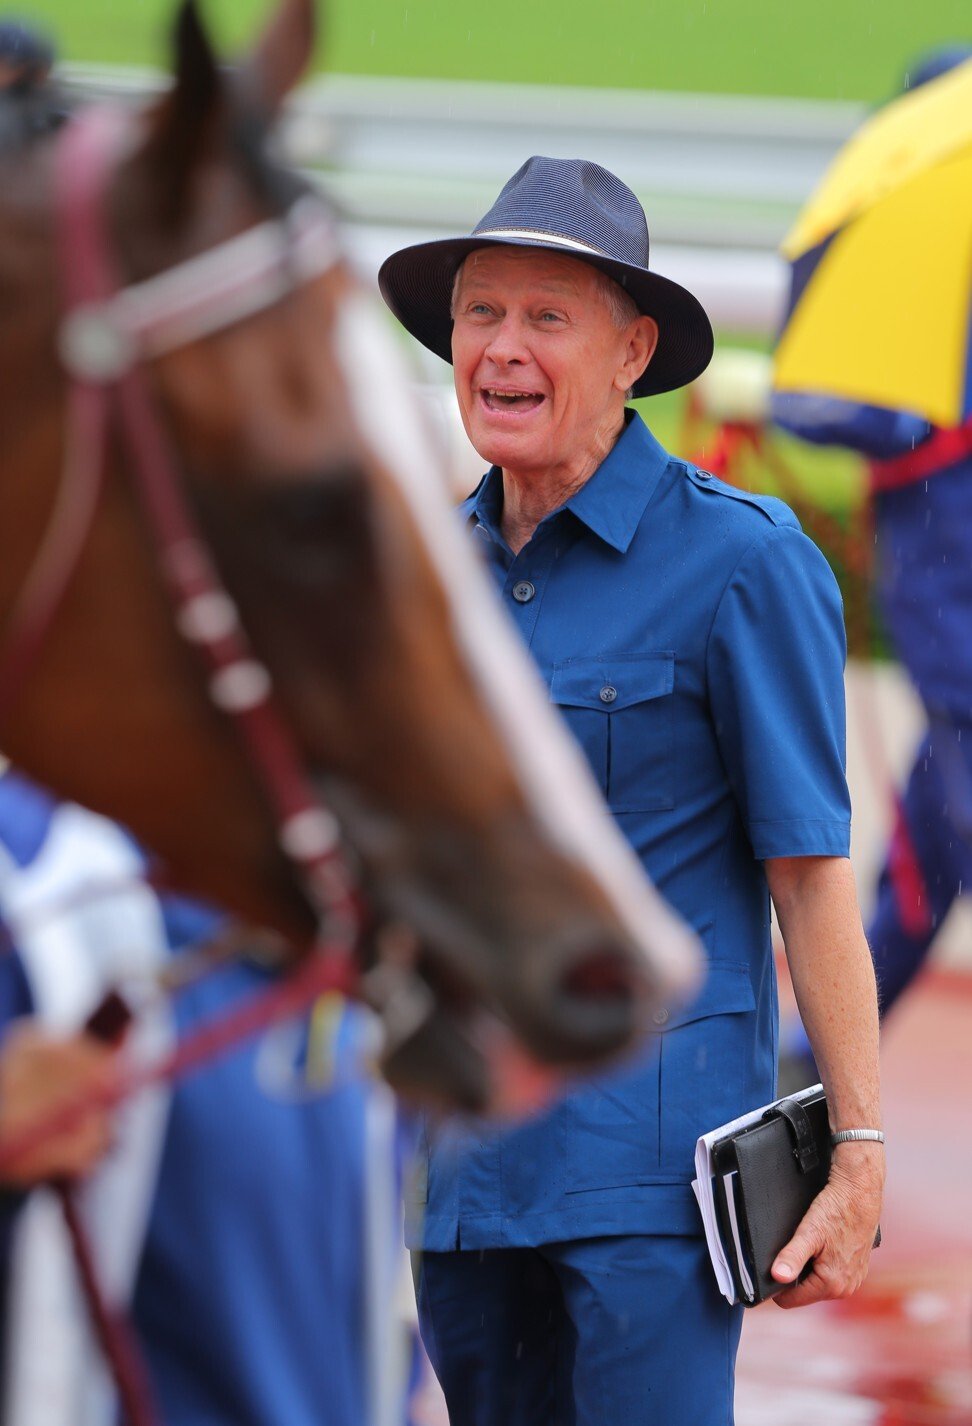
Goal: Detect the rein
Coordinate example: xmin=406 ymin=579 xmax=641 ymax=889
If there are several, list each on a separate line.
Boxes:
xmin=0 ymin=105 xmax=371 ymax=1426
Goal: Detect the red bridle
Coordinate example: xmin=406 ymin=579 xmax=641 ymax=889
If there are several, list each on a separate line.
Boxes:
xmin=0 ymin=105 xmax=378 ymax=1425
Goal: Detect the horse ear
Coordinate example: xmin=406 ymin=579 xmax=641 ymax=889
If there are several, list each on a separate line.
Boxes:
xmin=167 ymin=0 xmax=223 ymax=134
xmin=137 ymin=1 xmax=224 ymax=222
xmin=246 ymin=0 xmax=317 ymax=116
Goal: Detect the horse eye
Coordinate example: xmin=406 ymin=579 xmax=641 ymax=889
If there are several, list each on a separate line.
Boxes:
xmin=263 ymin=470 xmax=358 ymax=530
xmin=256 ymin=467 xmax=374 ymax=583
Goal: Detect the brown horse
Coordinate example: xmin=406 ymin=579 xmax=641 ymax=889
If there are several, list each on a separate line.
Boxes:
xmin=0 ymin=0 xmax=698 ymax=1104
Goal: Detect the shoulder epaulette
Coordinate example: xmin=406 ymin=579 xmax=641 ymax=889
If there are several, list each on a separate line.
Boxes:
xmin=680 ymin=463 xmax=800 ymax=530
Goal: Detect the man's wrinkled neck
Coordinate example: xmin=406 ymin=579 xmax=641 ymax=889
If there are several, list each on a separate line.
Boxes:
xmin=499 ymin=408 xmax=626 ymax=554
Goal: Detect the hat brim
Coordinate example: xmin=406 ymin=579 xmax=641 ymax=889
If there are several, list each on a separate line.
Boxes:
xmin=378 ymin=234 xmax=713 ymax=398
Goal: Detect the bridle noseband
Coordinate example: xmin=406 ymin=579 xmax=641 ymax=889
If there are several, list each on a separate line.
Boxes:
xmin=0 ymin=104 xmax=364 ymax=965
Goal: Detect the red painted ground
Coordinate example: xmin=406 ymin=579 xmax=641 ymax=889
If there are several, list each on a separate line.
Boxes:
xmin=735 ymin=970 xmax=972 ymax=1426
xmin=413 ymin=969 xmax=972 ymax=1424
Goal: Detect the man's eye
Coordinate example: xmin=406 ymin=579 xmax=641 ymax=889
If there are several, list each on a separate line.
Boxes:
xmin=468 ymin=303 xmax=492 ymax=316
xmin=538 ymin=311 xmax=563 ymax=323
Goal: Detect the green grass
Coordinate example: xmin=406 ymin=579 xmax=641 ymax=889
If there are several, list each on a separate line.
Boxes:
xmin=25 ymin=0 xmax=972 ymax=102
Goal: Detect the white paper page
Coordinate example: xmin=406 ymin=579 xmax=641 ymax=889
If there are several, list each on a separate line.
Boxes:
xmin=692 ymin=1145 xmax=737 ymax=1304
xmin=723 ymin=1171 xmax=755 ymax=1301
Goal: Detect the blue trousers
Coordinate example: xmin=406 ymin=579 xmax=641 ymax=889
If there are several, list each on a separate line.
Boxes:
xmin=868 ymin=464 xmax=972 ymax=1014
xmin=868 ymin=719 xmax=972 ymax=1013
xmin=415 ymin=1236 xmax=743 ymax=1426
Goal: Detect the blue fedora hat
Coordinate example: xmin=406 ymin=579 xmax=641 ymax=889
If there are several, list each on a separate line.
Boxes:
xmin=378 ymin=155 xmax=713 ymax=398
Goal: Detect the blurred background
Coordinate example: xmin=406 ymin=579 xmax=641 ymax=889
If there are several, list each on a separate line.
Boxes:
xmin=16 ymin=3 xmax=972 ymax=1420
xmin=35 ymin=0 xmax=967 ymax=948
xmin=27 ymin=0 xmax=965 ymax=524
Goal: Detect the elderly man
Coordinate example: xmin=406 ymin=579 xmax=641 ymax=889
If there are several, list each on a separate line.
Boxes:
xmin=380 ymin=157 xmax=883 ymax=1425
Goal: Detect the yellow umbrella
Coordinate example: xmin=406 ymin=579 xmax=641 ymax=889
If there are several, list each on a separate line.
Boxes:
xmin=773 ymin=58 xmax=972 ymax=429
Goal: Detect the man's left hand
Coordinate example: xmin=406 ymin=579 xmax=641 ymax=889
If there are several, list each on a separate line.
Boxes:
xmin=770 ymin=1141 xmax=885 ymax=1308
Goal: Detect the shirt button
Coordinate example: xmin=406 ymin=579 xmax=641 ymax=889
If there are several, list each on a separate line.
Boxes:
xmin=696 ymin=471 xmax=713 ymax=481
xmin=652 ymin=1007 xmax=670 ymax=1026
xmin=512 ymin=581 xmax=536 ymax=604
xmin=599 ymin=684 xmax=618 ymax=704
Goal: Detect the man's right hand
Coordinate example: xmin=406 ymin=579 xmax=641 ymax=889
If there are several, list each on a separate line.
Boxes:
xmin=0 ymin=1022 xmax=120 ymax=1187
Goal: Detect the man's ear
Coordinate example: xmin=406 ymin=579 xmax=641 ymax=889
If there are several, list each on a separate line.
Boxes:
xmin=244 ymin=0 xmax=317 ymax=119
xmin=138 ymin=1 xmax=225 ymax=226
xmin=617 ymin=315 xmax=659 ymax=394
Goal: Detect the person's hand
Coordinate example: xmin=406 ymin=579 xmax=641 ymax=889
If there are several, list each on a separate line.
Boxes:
xmin=770 ymin=1142 xmax=885 ymax=1308
xmin=0 ymin=1022 xmax=121 ymax=1188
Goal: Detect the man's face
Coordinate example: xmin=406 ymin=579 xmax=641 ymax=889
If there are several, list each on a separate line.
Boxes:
xmin=451 ymin=247 xmax=656 ymax=477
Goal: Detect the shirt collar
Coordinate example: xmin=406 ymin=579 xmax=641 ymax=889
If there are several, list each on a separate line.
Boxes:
xmin=460 ymin=464 xmax=502 ymax=532
xmin=564 ymin=412 xmax=671 ymax=552
xmin=459 ymin=411 xmax=672 ymax=555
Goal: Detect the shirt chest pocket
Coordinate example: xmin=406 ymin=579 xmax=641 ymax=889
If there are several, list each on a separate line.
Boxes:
xmin=549 ymin=652 xmax=675 ymax=812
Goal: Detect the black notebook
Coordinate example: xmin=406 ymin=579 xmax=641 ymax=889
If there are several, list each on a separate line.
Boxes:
xmin=692 ymin=1084 xmax=879 ymax=1306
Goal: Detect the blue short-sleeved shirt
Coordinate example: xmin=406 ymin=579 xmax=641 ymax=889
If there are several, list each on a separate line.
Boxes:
xmin=408 ymin=411 xmax=851 ymax=1251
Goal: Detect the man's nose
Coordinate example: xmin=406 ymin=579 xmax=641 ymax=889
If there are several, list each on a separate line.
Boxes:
xmin=484 ymin=314 xmax=530 ymax=366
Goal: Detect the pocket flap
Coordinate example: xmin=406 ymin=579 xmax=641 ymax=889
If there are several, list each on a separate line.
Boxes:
xmin=550 ymin=652 xmax=674 ymax=712
xmin=655 ymin=961 xmax=755 ymax=1031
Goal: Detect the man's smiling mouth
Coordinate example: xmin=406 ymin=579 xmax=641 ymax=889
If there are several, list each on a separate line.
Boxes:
xmin=481 ymin=388 xmax=546 ymax=413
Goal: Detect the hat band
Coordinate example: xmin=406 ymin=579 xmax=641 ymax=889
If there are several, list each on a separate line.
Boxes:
xmin=474 ymin=228 xmax=614 ymax=260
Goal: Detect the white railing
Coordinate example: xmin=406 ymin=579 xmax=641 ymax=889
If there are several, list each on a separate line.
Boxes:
xmin=56 ymin=66 xmax=863 ymax=336
xmin=59 ymin=66 xmax=861 ymax=250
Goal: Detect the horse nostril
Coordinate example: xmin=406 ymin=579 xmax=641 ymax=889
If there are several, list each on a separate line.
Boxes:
xmin=561 ymin=949 xmax=637 ymax=1002
xmin=500 ymin=935 xmax=654 ymax=1067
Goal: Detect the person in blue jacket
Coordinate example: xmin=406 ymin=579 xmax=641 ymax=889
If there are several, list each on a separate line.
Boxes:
xmin=773 ymin=44 xmax=972 ymax=1027
xmin=0 ymin=764 xmax=413 ymax=1426
xmin=0 ymin=16 xmax=67 ymax=140
xmin=378 ymin=156 xmax=884 ymax=1425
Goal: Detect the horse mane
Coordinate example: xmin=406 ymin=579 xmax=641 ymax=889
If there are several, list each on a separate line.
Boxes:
xmin=225 ymin=85 xmax=311 ymax=216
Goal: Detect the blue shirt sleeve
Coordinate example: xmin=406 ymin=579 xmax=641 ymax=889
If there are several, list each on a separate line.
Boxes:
xmin=158 ymin=892 xmax=225 ymax=952
xmin=771 ymin=392 xmax=933 ymax=460
xmin=706 ymin=524 xmax=851 ymax=860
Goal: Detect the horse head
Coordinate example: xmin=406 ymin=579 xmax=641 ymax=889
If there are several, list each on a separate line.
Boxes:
xmin=0 ymin=0 xmax=699 ymax=1108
